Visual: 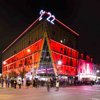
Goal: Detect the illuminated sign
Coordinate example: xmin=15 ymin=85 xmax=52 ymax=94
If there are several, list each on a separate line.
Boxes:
xmin=39 ymin=10 xmax=45 ymax=21
xmin=39 ymin=10 xmax=55 ymax=24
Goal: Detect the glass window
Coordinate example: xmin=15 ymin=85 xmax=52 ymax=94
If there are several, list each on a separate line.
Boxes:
xmin=61 ymin=48 xmax=63 ymax=51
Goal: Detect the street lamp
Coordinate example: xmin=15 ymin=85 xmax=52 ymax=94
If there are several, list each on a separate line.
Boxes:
xmin=3 ymin=61 xmax=9 ymax=79
xmin=27 ymin=49 xmax=35 ymax=85
xmin=3 ymin=61 xmax=6 ymax=65
xmin=57 ymin=60 xmax=62 ymax=78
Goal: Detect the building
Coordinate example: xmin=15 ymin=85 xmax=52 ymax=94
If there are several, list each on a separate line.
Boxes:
xmin=96 ymin=64 xmax=100 ymax=82
xmin=78 ymin=52 xmax=97 ymax=81
xmin=2 ymin=10 xmax=79 ymax=80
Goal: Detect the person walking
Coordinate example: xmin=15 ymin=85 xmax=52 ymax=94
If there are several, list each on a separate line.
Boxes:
xmin=5 ymin=79 xmax=7 ymax=87
xmin=26 ymin=79 xmax=30 ymax=88
xmin=46 ymin=79 xmax=50 ymax=92
xmin=55 ymin=81 xmax=59 ymax=91
xmin=7 ymin=78 xmax=10 ymax=87
xmin=18 ymin=80 xmax=21 ymax=89
xmin=1 ymin=78 xmax=4 ymax=87
xmin=14 ymin=79 xmax=17 ymax=89
xmin=35 ymin=79 xmax=37 ymax=88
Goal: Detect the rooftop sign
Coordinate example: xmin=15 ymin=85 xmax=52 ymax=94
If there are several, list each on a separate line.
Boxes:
xmin=39 ymin=10 xmax=55 ymax=24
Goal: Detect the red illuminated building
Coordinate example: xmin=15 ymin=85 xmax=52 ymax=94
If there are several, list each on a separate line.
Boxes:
xmin=2 ymin=10 xmax=79 ymax=80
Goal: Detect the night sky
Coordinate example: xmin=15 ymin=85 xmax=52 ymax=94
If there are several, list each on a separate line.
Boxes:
xmin=0 ymin=0 xmax=100 ymax=72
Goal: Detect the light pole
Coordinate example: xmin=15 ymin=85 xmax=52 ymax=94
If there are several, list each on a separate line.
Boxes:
xmin=27 ymin=49 xmax=35 ymax=85
xmin=57 ymin=60 xmax=62 ymax=79
xmin=3 ymin=61 xmax=8 ymax=79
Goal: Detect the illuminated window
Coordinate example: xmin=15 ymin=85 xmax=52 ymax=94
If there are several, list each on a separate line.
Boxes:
xmin=60 ymin=40 xmax=63 ymax=43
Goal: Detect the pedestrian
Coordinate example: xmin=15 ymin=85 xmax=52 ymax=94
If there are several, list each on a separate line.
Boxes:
xmin=18 ymin=80 xmax=21 ymax=89
xmin=26 ymin=79 xmax=30 ymax=88
xmin=5 ymin=79 xmax=7 ymax=87
xmin=1 ymin=78 xmax=4 ymax=87
xmin=46 ymin=79 xmax=50 ymax=92
xmin=55 ymin=81 xmax=59 ymax=91
xmin=35 ymin=79 xmax=37 ymax=88
xmin=14 ymin=79 xmax=17 ymax=89
xmin=37 ymin=80 xmax=40 ymax=88
xmin=7 ymin=78 xmax=10 ymax=87
xmin=22 ymin=79 xmax=24 ymax=86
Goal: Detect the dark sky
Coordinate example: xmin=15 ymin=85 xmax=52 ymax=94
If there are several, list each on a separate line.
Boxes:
xmin=0 ymin=0 xmax=100 ymax=72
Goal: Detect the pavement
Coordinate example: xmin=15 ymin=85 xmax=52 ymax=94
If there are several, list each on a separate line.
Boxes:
xmin=0 ymin=84 xmax=100 ymax=100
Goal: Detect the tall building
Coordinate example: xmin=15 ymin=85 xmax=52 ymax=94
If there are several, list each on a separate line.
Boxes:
xmin=2 ymin=10 xmax=79 ymax=80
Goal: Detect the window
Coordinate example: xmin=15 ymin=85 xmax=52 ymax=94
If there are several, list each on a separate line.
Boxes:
xmin=28 ymin=40 xmax=31 ymax=45
xmin=55 ymin=53 xmax=57 ymax=56
xmin=50 ymin=40 xmax=51 ymax=43
xmin=14 ymin=50 xmax=16 ymax=54
xmin=52 ymin=30 xmax=55 ymax=35
xmin=35 ymin=38 xmax=37 ymax=41
xmin=30 ymin=56 xmax=32 ymax=59
xmin=66 ymin=57 xmax=68 ymax=65
xmin=74 ymin=69 xmax=76 ymax=71
xmin=66 ymin=70 xmax=68 ymax=73
xmin=70 ymin=59 xmax=72 ymax=66
xmin=37 ymin=47 xmax=39 ymax=50
xmin=53 ymin=47 xmax=55 ymax=49
xmin=61 ymin=55 xmax=63 ymax=59
xmin=61 ymin=48 xmax=63 ymax=51
xmin=64 ymin=48 xmax=66 ymax=55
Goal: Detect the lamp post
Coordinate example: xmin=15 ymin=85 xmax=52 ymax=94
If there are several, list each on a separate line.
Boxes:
xmin=27 ymin=49 xmax=35 ymax=85
xmin=3 ymin=61 xmax=8 ymax=79
xmin=57 ymin=60 xmax=62 ymax=79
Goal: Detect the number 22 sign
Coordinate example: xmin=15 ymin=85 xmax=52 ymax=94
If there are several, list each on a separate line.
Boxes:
xmin=39 ymin=10 xmax=55 ymax=24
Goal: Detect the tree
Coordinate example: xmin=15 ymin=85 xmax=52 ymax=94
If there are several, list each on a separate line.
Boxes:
xmin=19 ymin=68 xmax=27 ymax=80
xmin=8 ymin=71 xmax=18 ymax=79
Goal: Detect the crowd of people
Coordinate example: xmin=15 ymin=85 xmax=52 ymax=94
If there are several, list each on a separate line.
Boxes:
xmin=0 ymin=77 xmax=97 ymax=92
xmin=0 ymin=78 xmax=22 ymax=89
xmin=0 ymin=77 xmax=60 ymax=92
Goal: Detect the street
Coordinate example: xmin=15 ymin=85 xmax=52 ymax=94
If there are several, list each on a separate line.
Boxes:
xmin=0 ymin=85 xmax=100 ymax=100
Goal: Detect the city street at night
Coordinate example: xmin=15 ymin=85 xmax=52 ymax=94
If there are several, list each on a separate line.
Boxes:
xmin=0 ymin=85 xmax=100 ymax=100
xmin=0 ymin=1 xmax=100 ymax=100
